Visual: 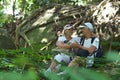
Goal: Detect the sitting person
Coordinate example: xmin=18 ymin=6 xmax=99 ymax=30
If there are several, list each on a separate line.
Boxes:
xmin=46 ymin=24 xmax=80 ymax=73
xmin=69 ymin=22 xmax=99 ymax=67
xmin=57 ymin=22 xmax=100 ymax=75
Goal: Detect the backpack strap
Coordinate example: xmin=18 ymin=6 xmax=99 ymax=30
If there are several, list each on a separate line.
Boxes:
xmin=80 ymin=37 xmax=85 ymax=46
xmin=91 ymin=37 xmax=96 ymax=44
xmin=80 ymin=37 xmax=96 ymax=45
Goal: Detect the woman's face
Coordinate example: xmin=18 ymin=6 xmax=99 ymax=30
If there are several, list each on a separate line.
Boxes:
xmin=64 ymin=28 xmax=73 ymax=36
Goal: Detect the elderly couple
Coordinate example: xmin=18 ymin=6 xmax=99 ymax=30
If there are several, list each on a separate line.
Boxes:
xmin=46 ymin=22 xmax=99 ymax=73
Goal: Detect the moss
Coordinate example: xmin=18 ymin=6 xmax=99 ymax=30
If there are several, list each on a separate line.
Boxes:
xmin=0 ymin=36 xmax=15 ymax=49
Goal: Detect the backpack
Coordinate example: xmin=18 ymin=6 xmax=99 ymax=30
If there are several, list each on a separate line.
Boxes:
xmin=80 ymin=37 xmax=103 ymax=58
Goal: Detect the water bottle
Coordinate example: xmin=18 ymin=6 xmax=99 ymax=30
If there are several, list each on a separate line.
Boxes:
xmin=86 ymin=54 xmax=94 ymax=68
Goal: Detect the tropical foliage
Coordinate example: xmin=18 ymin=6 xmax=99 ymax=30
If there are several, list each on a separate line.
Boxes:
xmin=0 ymin=0 xmax=119 ymax=80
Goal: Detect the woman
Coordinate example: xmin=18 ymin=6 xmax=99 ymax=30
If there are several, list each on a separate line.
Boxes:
xmin=46 ymin=24 xmax=80 ymax=72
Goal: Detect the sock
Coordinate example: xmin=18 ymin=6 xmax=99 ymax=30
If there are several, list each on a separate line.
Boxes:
xmin=56 ymin=64 xmax=61 ymax=70
xmin=57 ymin=70 xmax=66 ymax=75
xmin=46 ymin=68 xmax=51 ymax=72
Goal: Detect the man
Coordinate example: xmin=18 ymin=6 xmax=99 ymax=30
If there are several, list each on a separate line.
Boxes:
xmin=68 ymin=22 xmax=99 ymax=67
xmin=46 ymin=24 xmax=80 ymax=72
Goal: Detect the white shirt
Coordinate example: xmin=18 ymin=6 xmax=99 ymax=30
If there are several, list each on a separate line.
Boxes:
xmin=56 ymin=36 xmax=99 ymax=52
xmin=56 ymin=36 xmax=81 ymax=46
xmin=83 ymin=38 xmax=99 ymax=50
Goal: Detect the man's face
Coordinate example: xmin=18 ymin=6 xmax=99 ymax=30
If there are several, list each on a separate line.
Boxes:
xmin=81 ymin=27 xmax=90 ymax=35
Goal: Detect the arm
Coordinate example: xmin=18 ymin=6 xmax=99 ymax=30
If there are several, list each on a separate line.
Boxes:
xmin=71 ymin=42 xmax=97 ymax=54
xmin=56 ymin=41 xmax=71 ymax=49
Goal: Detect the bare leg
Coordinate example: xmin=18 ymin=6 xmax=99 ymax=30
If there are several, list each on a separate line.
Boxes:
xmin=57 ymin=56 xmax=80 ymax=75
xmin=49 ymin=60 xmax=57 ymax=70
xmin=68 ymin=56 xmax=80 ymax=67
xmin=47 ymin=60 xmax=59 ymax=72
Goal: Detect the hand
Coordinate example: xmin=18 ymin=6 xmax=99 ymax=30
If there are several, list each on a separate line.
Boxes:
xmin=88 ymin=49 xmax=93 ymax=54
xmin=71 ymin=42 xmax=80 ymax=48
xmin=88 ymin=46 xmax=96 ymax=54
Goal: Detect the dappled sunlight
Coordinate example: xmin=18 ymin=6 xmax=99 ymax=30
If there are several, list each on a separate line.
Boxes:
xmin=96 ymin=3 xmax=119 ymax=24
xmin=41 ymin=38 xmax=48 ymax=43
xmin=38 ymin=27 xmax=46 ymax=33
xmin=0 ymin=0 xmax=120 ymax=80
xmin=32 ymin=7 xmax=56 ymax=26
xmin=60 ymin=7 xmax=69 ymax=14
xmin=3 ymin=0 xmax=19 ymax=15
